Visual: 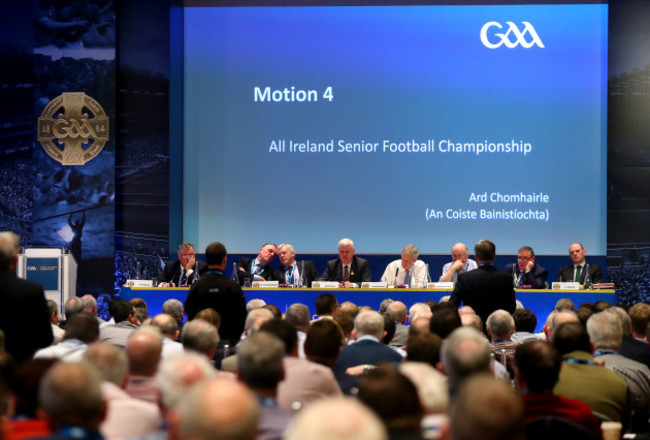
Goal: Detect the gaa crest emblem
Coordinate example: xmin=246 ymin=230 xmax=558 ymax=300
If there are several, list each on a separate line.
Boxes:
xmin=38 ymin=92 xmax=109 ymax=166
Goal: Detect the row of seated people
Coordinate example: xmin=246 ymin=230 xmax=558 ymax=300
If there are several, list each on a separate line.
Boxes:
xmin=156 ymin=239 xmax=603 ymax=289
xmin=2 ymin=289 xmax=650 ymax=440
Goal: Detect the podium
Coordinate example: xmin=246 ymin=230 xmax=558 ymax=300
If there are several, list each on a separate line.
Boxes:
xmin=16 ymin=248 xmax=77 ymax=313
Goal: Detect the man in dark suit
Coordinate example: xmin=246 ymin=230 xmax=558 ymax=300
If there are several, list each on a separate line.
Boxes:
xmin=274 ymin=243 xmax=319 ymax=287
xmin=157 ymin=242 xmax=208 ymax=287
xmin=555 ymin=242 xmax=602 ymax=285
xmin=504 ymin=246 xmax=548 ymax=289
xmin=320 ymin=238 xmax=371 ymax=287
xmin=449 ymin=239 xmax=516 ymax=325
xmin=0 ymin=231 xmax=53 ymax=362
xmin=235 ymin=243 xmax=277 ymax=286
xmin=184 ymin=241 xmax=247 ymax=345
xmin=334 ymin=310 xmax=402 ymax=373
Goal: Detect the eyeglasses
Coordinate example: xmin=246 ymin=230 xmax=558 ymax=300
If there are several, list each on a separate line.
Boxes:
xmin=179 ymin=253 xmax=195 ymax=258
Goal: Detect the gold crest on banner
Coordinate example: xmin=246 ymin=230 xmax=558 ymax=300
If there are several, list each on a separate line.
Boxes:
xmin=37 ymin=92 xmax=109 ymax=166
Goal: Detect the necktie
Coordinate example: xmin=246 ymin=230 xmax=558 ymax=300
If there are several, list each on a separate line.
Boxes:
xmin=180 ymin=269 xmax=187 ymax=286
xmin=575 ymin=265 xmax=582 ymax=283
xmin=343 ymin=265 xmax=350 ymax=282
xmin=404 ymin=269 xmax=411 ymax=286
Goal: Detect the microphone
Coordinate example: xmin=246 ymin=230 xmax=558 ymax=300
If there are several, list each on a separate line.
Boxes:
xmin=300 ymin=261 xmax=305 ymax=287
xmin=395 ymin=266 xmax=400 ymax=287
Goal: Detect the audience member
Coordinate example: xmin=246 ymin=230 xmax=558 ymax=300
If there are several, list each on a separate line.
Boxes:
xmin=486 ymin=309 xmax=517 ymax=374
xmin=59 ymin=297 xmax=83 ymax=329
xmin=406 ymin=333 xmax=443 ymax=367
xmin=246 ymin=298 xmax=267 ymax=313
xmin=440 ymin=327 xmax=491 ymax=398
xmin=221 ymin=308 xmax=274 ymax=373
xmin=46 ymin=299 xmax=65 ymax=344
xmin=162 ymin=298 xmax=185 ymax=338
xmin=430 ymin=305 xmax=462 ymax=339
xmin=511 ymin=309 xmax=539 ymax=344
xmin=386 ymin=301 xmax=409 ymax=347
xmin=34 ymin=312 xmax=99 ymax=362
xmin=124 ymin=327 xmax=163 ymax=405
xmin=99 ymin=299 xmax=139 ymax=348
xmin=314 ymin=293 xmax=339 ymax=319
xmin=263 ymin=303 xmax=282 ymax=320
xmin=149 ymin=313 xmax=184 ymax=359
xmin=181 ymin=319 xmax=220 ymax=361
xmin=555 ymin=298 xmax=575 ymax=312
xmin=339 ymin=301 xmax=359 ymax=316
xmin=81 ymin=294 xmax=108 ymax=328
xmin=400 ymin=362 xmax=449 ymax=440
xmin=409 ymin=310 xmax=433 ymax=336
xmin=284 ymin=303 xmax=310 ymax=359
xmin=620 ymin=303 xmax=650 ymax=368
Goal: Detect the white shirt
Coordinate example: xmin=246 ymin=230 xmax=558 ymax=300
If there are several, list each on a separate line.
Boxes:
xmin=381 ymin=260 xmax=430 ymax=287
xmin=34 ymin=339 xmax=88 ymax=362
xmin=440 ymin=259 xmax=478 ymax=282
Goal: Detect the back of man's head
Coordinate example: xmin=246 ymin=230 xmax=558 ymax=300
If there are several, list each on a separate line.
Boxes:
xmin=174 ymin=378 xmax=259 ymax=440
xmin=406 ymin=333 xmax=443 ymax=367
xmin=182 ymin=319 xmax=219 ymax=356
xmin=259 ymin=319 xmax=297 ymax=355
xmin=513 ymin=309 xmax=537 ymax=334
xmin=441 ymin=327 xmax=491 ymax=396
xmin=110 ymin=299 xmax=134 ymax=323
xmin=150 ymin=313 xmax=179 ymax=339
xmin=38 ymin=362 xmax=105 ymax=430
xmin=552 ymin=321 xmax=591 ymax=355
xmin=629 ymin=303 xmax=650 ymax=337
xmin=354 ymin=311 xmax=385 ymax=340
xmin=156 ymin=352 xmax=217 ymax=411
xmin=237 ymin=332 xmax=285 ymax=391
xmin=64 ymin=297 xmax=84 ymax=320
xmin=430 ymin=305 xmax=462 ymax=338
xmin=193 ymin=308 xmax=221 ymax=329
xmin=400 ymin=362 xmax=449 ymax=414
xmin=305 ymin=319 xmax=345 ymax=362
xmin=285 ymin=303 xmax=310 ymax=332
xmin=84 ymin=343 xmax=128 ymax=387
xmin=316 ymin=293 xmax=338 ymax=316
xmin=64 ymin=312 xmax=100 ymax=344
xmin=244 ymin=308 xmax=274 ymax=336
xmin=284 ymin=397 xmax=388 ymax=440
xmin=447 ymin=374 xmax=524 ymax=440
xmin=514 ymin=340 xmax=561 ymax=393
xmin=126 ymin=327 xmax=163 ymax=376
xmin=81 ymin=294 xmax=98 ymax=314
xmin=486 ymin=310 xmax=515 ymax=340
xmin=162 ymin=299 xmax=184 ymax=321
xmin=555 ymin=298 xmax=575 ymax=311
xmin=357 ymin=365 xmax=423 ymax=433
xmin=205 ymin=242 xmax=227 ymax=266
xmin=474 ymin=239 xmax=496 ymax=262
xmin=0 ymin=231 xmax=19 ymax=268
xmin=386 ymin=301 xmax=408 ymax=324
xmin=586 ymin=311 xmax=623 ymax=351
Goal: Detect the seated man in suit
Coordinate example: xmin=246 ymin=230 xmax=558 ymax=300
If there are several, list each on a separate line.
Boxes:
xmin=555 ymin=242 xmax=602 ymax=285
xmin=320 ymin=238 xmax=371 ymax=287
xmin=380 ymin=244 xmax=430 ymax=287
xmin=157 ymin=242 xmax=208 ymax=287
xmin=274 ymin=243 xmax=320 ymax=287
xmin=235 ymin=242 xmax=277 ymax=286
xmin=439 ymin=242 xmax=478 ymax=283
xmin=505 ymin=246 xmax=548 ymax=289
xmin=448 ymin=239 xmax=516 ymax=326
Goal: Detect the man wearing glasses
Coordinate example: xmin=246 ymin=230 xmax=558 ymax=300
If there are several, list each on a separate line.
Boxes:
xmin=505 ymin=246 xmax=548 ymax=289
xmin=157 ymin=242 xmax=208 ymax=287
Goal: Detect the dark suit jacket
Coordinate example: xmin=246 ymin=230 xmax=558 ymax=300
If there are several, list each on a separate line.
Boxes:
xmin=505 ymin=262 xmax=548 ymax=289
xmin=156 ymin=259 xmax=208 ymax=286
xmin=619 ymin=335 xmax=650 ymax=369
xmin=0 ymin=268 xmax=53 ymax=362
xmin=555 ymin=263 xmax=602 ymax=284
xmin=320 ymin=256 xmax=371 ymax=284
xmin=449 ymin=264 xmax=516 ymax=325
xmin=184 ymin=272 xmax=247 ymax=345
xmin=236 ymin=257 xmax=276 ymax=285
xmin=274 ymin=260 xmax=320 ymax=287
xmin=333 ymin=338 xmax=402 ymax=372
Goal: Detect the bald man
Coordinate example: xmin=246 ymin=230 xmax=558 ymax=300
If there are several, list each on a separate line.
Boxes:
xmin=440 ymin=243 xmax=478 ymax=283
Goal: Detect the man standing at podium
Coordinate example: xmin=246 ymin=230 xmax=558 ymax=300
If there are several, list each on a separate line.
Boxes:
xmin=320 ymin=238 xmax=371 ymax=287
xmin=555 ymin=243 xmax=602 ymax=284
xmin=157 ymin=242 xmax=208 ymax=287
xmin=0 ymin=231 xmax=53 ymax=362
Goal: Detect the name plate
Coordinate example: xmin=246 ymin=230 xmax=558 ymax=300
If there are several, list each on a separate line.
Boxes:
xmin=552 ymin=281 xmax=580 ymax=290
xmin=311 ymin=281 xmax=340 ymax=289
xmin=426 ymin=282 xmax=454 ymax=289
xmin=361 ymin=282 xmax=388 ymax=289
xmin=251 ymin=281 xmax=279 ymax=288
xmin=125 ymin=279 xmax=153 ymax=287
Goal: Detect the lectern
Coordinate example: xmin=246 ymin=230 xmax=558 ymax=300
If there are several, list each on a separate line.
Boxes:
xmin=16 ymin=248 xmax=77 ymax=314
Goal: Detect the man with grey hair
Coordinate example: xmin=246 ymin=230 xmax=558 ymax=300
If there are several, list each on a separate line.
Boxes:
xmin=162 ymin=298 xmax=185 ymax=337
xmin=156 ymin=351 xmax=217 ymax=411
xmin=542 ymin=309 xmax=579 ymax=341
xmin=150 ymin=313 xmax=184 ymax=359
xmin=0 ymin=231 xmax=53 ymax=362
xmin=486 ymin=309 xmax=517 ymax=367
xmin=221 ymin=308 xmax=274 ymax=373
xmin=275 ymin=243 xmax=320 ymax=287
xmin=385 ymin=301 xmax=409 ymax=347
xmin=588 ymin=310 xmax=650 ymax=428
xmin=81 ymin=293 xmax=108 ymax=328
xmin=334 ymin=311 xmax=402 ymax=373
xmin=237 ymin=332 xmax=292 ymax=440
xmin=441 ymin=326 xmax=492 ymax=397
xmin=182 ymin=318 xmax=220 ymax=360
xmin=284 ymin=397 xmax=388 ymax=440
xmin=247 ymin=298 xmax=267 ymax=312
xmin=35 ymin=312 xmax=100 ymax=362
xmin=47 ymin=299 xmax=65 ymax=344
xmin=60 ymin=296 xmax=84 ymax=329
xmin=440 ymin=242 xmax=478 ymax=283
xmin=285 ymin=303 xmax=310 ymax=359
xmin=320 ymin=238 xmax=371 ymax=287
xmin=157 ymin=242 xmax=208 ymax=287
xmin=38 ymin=362 xmax=106 ymax=436
xmin=381 ymin=244 xmax=430 ymax=287
xmin=172 ymin=377 xmax=260 ymax=440
xmin=84 ymin=343 xmax=162 ymax=439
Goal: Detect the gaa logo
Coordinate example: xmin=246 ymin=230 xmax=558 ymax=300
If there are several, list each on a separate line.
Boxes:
xmin=480 ymin=21 xmax=544 ymax=49
xmin=38 ymin=92 xmax=109 ymax=166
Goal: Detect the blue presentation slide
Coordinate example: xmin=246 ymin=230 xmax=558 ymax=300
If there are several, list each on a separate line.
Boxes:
xmin=183 ymin=2 xmax=607 ymax=255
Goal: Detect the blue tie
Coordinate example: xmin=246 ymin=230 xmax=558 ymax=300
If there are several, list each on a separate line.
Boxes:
xmin=404 ymin=269 xmax=411 ymax=286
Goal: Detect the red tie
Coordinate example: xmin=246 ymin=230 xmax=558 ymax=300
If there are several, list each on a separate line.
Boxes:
xmin=343 ymin=265 xmax=350 ymax=282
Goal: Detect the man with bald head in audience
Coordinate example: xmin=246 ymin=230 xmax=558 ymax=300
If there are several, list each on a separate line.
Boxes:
xmin=125 ymin=327 xmax=163 ymax=405
xmin=386 ymin=300 xmax=409 ymax=347
xmin=150 ymin=313 xmax=184 ymax=359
